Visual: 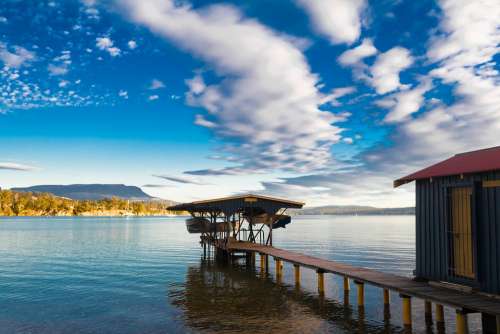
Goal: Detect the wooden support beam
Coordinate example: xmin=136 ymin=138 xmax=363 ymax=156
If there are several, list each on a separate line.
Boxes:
xmin=294 ymin=264 xmax=300 ymax=287
xmin=274 ymin=258 xmax=282 ymax=282
xmin=259 ymin=253 xmax=266 ymax=276
xmin=497 ymin=315 xmax=500 ymax=334
xmin=425 ymin=300 xmax=432 ymax=324
xmin=343 ymin=276 xmax=350 ymax=292
xmin=343 ymin=276 xmax=350 ymax=305
xmin=355 ymin=281 xmax=364 ymax=307
xmin=401 ymin=295 xmax=412 ymax=329
xmin=383 ymin=289 xmax=390 ymax=306
xmin=436 ymin=304 xmax=444 ymax=323
xmin=317 ymin=270 xmax=325 ymax=295
xmin=456 ymin=310 xmax=469 ymax=334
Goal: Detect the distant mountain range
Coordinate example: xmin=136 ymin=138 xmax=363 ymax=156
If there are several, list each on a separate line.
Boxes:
xmin=294 ymin=205 xmax=415 ymax=215
xmin=12 ymin=184 xmax=162 ymax=202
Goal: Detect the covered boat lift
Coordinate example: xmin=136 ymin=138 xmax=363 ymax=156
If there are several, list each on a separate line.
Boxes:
xmin=168 ymin=194 xmax=304 ymax=248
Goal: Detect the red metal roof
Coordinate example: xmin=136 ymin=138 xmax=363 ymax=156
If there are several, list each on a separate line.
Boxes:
xmin=394 ymin=146 xmax=500 ymax=187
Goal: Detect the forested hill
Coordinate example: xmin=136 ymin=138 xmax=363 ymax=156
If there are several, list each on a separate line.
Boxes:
xmin=294 ymin=205 xmax=415 ymax=215
xmin=0 ymin=190 xmax=179 ymax=216
xmin=12 ymin=184 xmax=154 ymax=201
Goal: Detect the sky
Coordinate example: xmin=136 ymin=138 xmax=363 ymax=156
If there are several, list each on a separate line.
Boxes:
xmin=0 ymin=0 xmax=499 ymax=207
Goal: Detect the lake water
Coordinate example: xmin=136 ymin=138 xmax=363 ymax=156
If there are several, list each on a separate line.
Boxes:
xmin=0 ymin=216 xmax=482 ymax=333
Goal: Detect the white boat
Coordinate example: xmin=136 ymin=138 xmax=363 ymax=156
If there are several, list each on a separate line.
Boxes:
xmin=245 ymin=213 xmax=292 ymax=229
xmin=186 ymin=217 xmax=210 ymax=234
xmin=186 ymin=217 xmax=240 ymax=234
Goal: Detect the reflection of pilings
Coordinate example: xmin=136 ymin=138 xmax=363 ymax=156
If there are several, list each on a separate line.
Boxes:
xmin=173 ymin=258 xmax=407 ymax=334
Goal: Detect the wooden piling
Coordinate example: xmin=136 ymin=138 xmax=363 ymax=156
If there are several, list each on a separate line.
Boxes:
xmin=425 ymin=300 xmax=432 ymax=324
xmin=355 ymin=281 xmax=364 ymax=307
xmin=274 ymin=258 xmax=282 ymax=282
xmin=456 ymin=310 xmax=469 ymax=334
xmin=401 ymin=295 xmax=412 ymax=329
xmin=259 ymin=253 xmax=266 ymax=277
xmin=344 ymin=276 xmax=350 ymax=292
xmin=436 ymin=304 xmax=444 ymax=323
xmin=383 ymin=289 xmax=390 ymax=306
xmin=294 ymin=264 xmax=300 ymax=287
xmin=343 ymin=277 xmax=350 ymax=305
xmin=317 ymin=270 xmax=325 ymax=295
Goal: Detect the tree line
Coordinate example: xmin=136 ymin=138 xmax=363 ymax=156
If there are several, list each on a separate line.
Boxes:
xmin=0 ymin=190 xmax=179 ymax=216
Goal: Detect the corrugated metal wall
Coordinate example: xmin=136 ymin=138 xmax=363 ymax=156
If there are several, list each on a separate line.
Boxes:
xmin=416 ymin=171 xmax=500 ymax=294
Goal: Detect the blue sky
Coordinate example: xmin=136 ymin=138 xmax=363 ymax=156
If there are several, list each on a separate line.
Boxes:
xmin=1 ymin=0 xmax=499 ymax=206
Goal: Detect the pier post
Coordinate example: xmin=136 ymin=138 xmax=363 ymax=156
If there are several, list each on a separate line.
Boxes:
xmin=456 ymin=310 xmax=469 ymax=334
xmin=294 ymin=264 xmax=300 ymax=287
xmin=274 ymin=258 xmax=282 ymax=283
xmin=355 ymin=281 xmax=364 ymax=307
xmin=259 ymin=253 xmax=266 ymax=273
xmin=400 ymin=294 xmax=412 ymax=330
xmin=344 ymin=276 xmax=350 ymax=292
xmin=343 ymin=276 xmax=350 ymax=305
xmin=424 ymin=300 xmax=433 ymax=326
xmin=497 ymin=315 xmax=500 ymax=334
xmin=383 ymin=289 xmax=390 ymax=306
xmin=436 ymin=304 xmax=445 ymax=333
xmin=317 ymin=270 xmax=325 ymax=295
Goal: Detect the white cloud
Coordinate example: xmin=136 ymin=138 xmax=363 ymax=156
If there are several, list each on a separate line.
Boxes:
xmin=296 ymin=0 xmax=366 ymax=44
xmin=153 ymin=174 xmax=208 ymax=185
xmin=0 ymin=44 xmax=35 ymax=68
xmin=370 ymin=47 xmax=413 ymax=94
xmin=338 ymin=38 xmax=377 ymax=66
xmin=194 ymin=114 xmax=216 ymax=128
xmin=58 ymin=80 xmax=69 ymax=88
xmin=96 ymin=37 xmax=113 ymax=49
xmin=427 ymin=0 xmax=500 ymax=68
xmin=321 ymin=86 xmax=356 ymax=106
xmin=0 ymin=162 xmax=38 ymax=171
xmin=96 ymin=37 xmax=121 ymax=57
xmin=48 ymin=51 xmax=71 ymax=76
xmin=128 ymin=40 xmax=137 ymax=49
xmin=107 ymin=47 xmax=121 ymax=57
xmin=118 ymin=90 xmax=128 ymax=99
xmin=149 ymin=79 xmax=165 ymax=90
xmin=121 ymin=0 xmax=343 ymax=174
xmin=48 ymin=64 xmax=68 ymax=76
xmin=186 ymin=74 xmax=206 ymax=95
xmin=356 ymin=0 xmax=500 ymax=182
xmin=0 ymin=17 xmax=7 ymax=24
xmin=380 ymin=79 xmax=432 ymax=123
xmin=148 ymin=94 xmax=159 ymax=101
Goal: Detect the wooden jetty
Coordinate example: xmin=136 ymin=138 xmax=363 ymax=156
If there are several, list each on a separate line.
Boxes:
xmin=170 ymin=193 xmax=500 ymax=334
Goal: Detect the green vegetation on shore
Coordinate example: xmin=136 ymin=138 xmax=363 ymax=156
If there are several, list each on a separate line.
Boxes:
xmin=0 ymin=190 xmax=179 ymax=216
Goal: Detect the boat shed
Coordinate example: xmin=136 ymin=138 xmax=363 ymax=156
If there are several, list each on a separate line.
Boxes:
xmin=395 ymin=146 xmax=500 ymax=295
xmin=168 ymin=194 xmax=304 ymax=246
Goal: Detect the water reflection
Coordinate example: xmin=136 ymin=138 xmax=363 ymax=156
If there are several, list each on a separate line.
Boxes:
xmin=169 ymin=258 xmax=407 ymax=334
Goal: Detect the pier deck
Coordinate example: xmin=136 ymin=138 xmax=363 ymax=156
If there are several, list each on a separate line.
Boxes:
xmin=224 ymin=240 xmax=500 ymax=317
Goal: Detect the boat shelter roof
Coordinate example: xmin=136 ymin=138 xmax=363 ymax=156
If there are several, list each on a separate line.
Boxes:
xmin=168 ymin=193 xmax=304 ymax=215
xmin=394 ymin=146 xmax=500 ymax=187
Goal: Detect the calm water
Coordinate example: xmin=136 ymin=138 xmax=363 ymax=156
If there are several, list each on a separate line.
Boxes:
xmin=0 ymin=216 xmax=481 ymax=333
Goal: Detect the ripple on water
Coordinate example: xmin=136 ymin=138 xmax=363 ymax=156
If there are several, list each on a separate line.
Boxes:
xmin=0 ymin=216 xmax=483 ymax=333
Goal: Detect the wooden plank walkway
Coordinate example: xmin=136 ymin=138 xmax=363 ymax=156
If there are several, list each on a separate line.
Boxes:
xmin=224 ymin=241 xmax=500 ymax=316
